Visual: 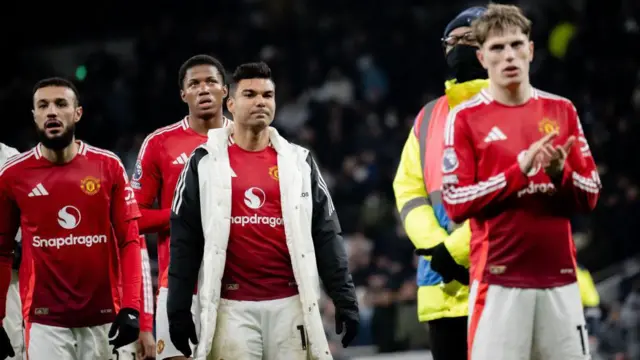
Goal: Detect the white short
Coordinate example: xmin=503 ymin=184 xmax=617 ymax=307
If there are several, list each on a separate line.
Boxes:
xmin=468 ymin=281 xmax=589 ymax=360
xmin=155 ymin=287 xmax=199 ymax=359
xmin=4 ymin=271 xmax=23 ymax=360
xmin=24 ymin=322 xmax=137 ymax=360
xmin=210 ymin=295 xmax=309 ymax=360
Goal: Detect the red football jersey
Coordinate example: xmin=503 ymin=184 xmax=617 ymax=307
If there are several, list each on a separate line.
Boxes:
xmin=442 ymin=88 xmax=600 ymax=289
xmin=0 ymin=141 xmax=142 ymax=327
xmin=132 ymin=117 xmax=231 ymax=288
xmin=221 ymin=139 xmax=298 ymax=301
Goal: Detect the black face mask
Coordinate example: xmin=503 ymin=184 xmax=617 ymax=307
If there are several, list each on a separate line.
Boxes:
xmin=445 ymin=44 xmax=487 ymax=83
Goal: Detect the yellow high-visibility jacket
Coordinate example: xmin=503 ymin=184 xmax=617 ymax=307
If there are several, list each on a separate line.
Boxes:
xmin=393 ymin=79 xmax=488 ymax=322
xmin=577 ymin=265 xmax=599 ymax=308
xmin=577 ymin=264 xmax=600 ymax=335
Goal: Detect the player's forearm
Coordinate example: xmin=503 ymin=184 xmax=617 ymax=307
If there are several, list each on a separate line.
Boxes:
xmin=138 ymin=208 xmax=171 ymax=233
xmin=553 ymin=108 xmax=601 ymax=212
xmin=308 ymin=154 xmax=358 ymax=315
xmin=443 ymin=163 xmax=529 ymax=222
xmin=140 ymin=313 xmax=153 ymax=332
xmin=139 ymin=243 xmax=154 ymax=332
xmin=314 ymin=232 xmax=358 ymax=315
xmin=118 ymin=221 xmax=142 ymax=311
xmin=553 ymin=164 xmax=600 ymax=213
xmin=167 ymin=213 xmax=204 ymax=317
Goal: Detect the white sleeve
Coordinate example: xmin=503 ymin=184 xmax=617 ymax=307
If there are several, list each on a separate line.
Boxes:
xmin=0 ymin=143 xmax=20 ymax=242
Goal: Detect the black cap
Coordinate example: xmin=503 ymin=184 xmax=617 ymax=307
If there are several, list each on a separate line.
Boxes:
xmin=443 ymin=6 xmax=487 ymax=38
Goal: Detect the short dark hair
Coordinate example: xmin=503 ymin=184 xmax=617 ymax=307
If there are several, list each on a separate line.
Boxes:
xmin=229 ymin=62 xmax=273 ymax=94
xmin=32 ymin=77 xmax=80 ymax=105
xmin=178 ymin=54 xmax=227 ymax=89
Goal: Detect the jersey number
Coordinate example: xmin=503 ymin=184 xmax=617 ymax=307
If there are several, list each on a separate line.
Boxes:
xmin=297 ymin=325 xmax=307 ymax=350
xmin=576 ymin=324 xmax=586 ymax=355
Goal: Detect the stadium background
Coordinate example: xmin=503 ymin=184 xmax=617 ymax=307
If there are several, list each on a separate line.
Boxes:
xmin=1 ymin=0 xmax=639 ymax=358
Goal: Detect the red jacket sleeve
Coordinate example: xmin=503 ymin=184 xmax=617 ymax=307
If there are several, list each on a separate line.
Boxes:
xmin=552 ymin=104 xmax=601 ymax=212
xmin=0 ymin=172 xmax=19 ymax=320
xmin=111 ymin=159 xmax=142 ymax=312
xmin=131 ymin=136 xmax=171 ymax=234
xmin=139 ymin=235 xmax=154 ymax=331
xmin=442 ymin=108 xmax=530 ymax=223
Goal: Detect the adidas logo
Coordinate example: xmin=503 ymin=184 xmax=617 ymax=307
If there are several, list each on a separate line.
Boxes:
xmin=172 ymin=153 xmax=189 ymax=165
xmin=28 ymin=183 xmax=49 ymax=197
xmin=484 ymin=127 xmax=507 ymax=143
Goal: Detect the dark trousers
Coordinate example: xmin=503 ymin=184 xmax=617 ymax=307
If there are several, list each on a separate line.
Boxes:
xmin=427 ymin=316 xmax=468 ymax=360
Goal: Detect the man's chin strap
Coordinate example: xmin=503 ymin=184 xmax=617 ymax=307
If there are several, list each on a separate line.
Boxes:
xmin=444 ymin=78 xmax=490 ymax=109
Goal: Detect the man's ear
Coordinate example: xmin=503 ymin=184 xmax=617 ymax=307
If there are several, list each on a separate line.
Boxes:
xmin=180 ymin=89 xmax=187 ymax=103
xmin=74 ymin=106 xmax=83 ymax=124
xmin=476 ymin=48 xmax=488 ymax=69
xmin=226 ymin=97 xmax=235 ymax=114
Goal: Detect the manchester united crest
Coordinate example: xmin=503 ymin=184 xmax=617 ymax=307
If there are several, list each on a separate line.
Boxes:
xmin=80 ymin=176 xmax=101 ymax=195
xmin=538 ymin=118 xmax=559 ymax=135
xmin=268 ymin=166 xmax=279 ymax=181
xmin=157 ymin=339 xmax=165 ymax=354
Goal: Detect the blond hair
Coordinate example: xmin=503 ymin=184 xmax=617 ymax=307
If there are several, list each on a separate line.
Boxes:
xmin=472 ymin=4 xmax=532 ymax=45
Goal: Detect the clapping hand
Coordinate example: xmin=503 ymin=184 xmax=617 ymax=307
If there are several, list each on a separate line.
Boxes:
xmin=518 ymin=131 xmax=558 ymax=175
xmin=540 ymin=136 xmax=575 ymax=179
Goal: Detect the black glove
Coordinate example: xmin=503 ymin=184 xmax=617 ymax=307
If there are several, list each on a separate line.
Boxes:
xmin=0 ymin=327 xmax=14 ymax=359
xmin=335 ymin=308 xmax=359 ymax=348
xmin=169 ymin=310 xmax=198 ymax=358
xmin=108 ymin=308 xmax=140 ymax=349
xmin=415 ymin=242 xmax=469 ymax=285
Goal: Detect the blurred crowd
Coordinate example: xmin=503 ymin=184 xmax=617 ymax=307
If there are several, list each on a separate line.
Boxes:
xmin=1 ymin=0 xmax=639 ymax=358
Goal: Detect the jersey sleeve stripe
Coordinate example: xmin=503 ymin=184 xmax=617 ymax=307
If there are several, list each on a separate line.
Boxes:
xmin=572 ymin=172 xmax=600 ymax=193
xmin=443 ymin=173 xmax=507 ymax=204
xmin=85 ymin=146 xmax=130 ymax=183
xmin=78 ymin=141 xmax=86 ymax=155
xmin=141 ymin=247 xmax=154 ymax=315
xmin=531 ymin=88 xmax=539 ymax=99
xmin=35 ymin=143 xmax=42 ymax=159
xmin=478 ymin=88 xmax=493 ymax=103
xmin=444 ymin=96 xmax=485 ymax=146
xmin=85 ymin=145 xmax=120 ymax=160
xmin=172 ymin=146 xmax=207 ymax=214
xmin=444 ymin=173 xmax=506 ymax=197
xmin=533 ymin=88 xmax=572 ymax=104
xmin=311 ymin=156 xmax=335 ymax=215
xmin=138 ymin=120 xmax=185 ymax=161
xmin=0 ymin=150 xmax=34 ymax=177
xmin=85 ymin=146 xmax=127 ymax=170
xmin=171 ymin=160 xmax=190 ymax=213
